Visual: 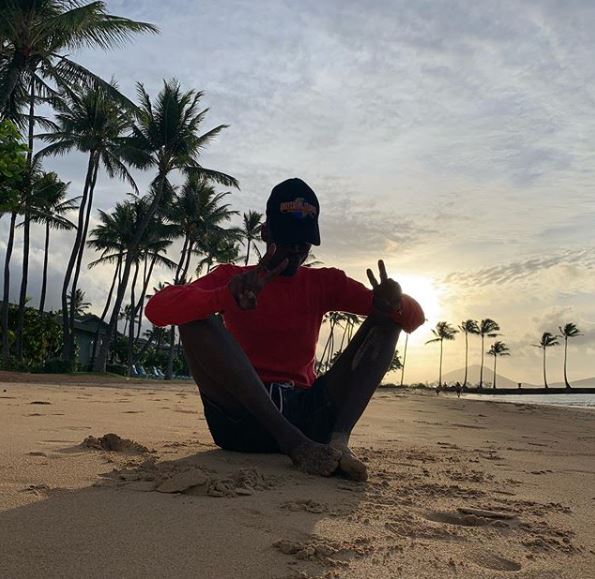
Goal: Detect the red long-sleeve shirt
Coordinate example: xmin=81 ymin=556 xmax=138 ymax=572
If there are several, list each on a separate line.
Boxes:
xmin=145 ymin=264 xmax=425 ymax=388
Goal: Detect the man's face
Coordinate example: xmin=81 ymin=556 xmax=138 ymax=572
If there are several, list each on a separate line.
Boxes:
xmin=268 ymin=240 xmax=312 ymax=276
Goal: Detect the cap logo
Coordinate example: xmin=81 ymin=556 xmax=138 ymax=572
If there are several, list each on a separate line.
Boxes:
xmin=279 ymin=197 xmax=317 ymax=219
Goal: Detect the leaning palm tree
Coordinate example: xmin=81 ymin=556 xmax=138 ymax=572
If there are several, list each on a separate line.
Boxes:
xmin=426 ymin=321 xmax=458 ymax=387
xmin=458 ymin=319 xmax=479 ymax=387
xmin=27 ymin=171 xmax=78 ymax=313
xmin=241 ymin=210 xmax=263 ymax=265
xmin=93 ymin=80 xmax=237 ymax=372
xmin=558 ymin=323 xmax=581 ymax=389
xmin=0 ymin=0 xmax=157 ymax=116
xmin=36 ymin=83 xmax=137 ymax=363
xmin=478 ymin=318 xmax=500 ymax=388
xmin=487 ymin=341 xmax=510 ymax=388
xmin=534 ymin=332 xmax=560 ymax=389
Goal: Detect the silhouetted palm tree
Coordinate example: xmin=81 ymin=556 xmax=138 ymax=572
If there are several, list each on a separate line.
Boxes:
xmin=400 ymin=333 xmax=409 ymax=387
xmin=558 ymin=323 xmax=581 ymax=389
xmin=241 ymin=210 xmax=263 ymax=265
xmin=67 ymin=288 xmax=90 ymax=318
xmin=478 ymin=318 xmax=500 ymax=388
xmin=93 ymin=80 xmax=237 ymax=372
xmin=487 ymin=341 xmax=510 ymax=388
xmin=426 ymin=321 xmax=458 ymax=386
xmin=458 ymin=319 xmax=479 ymax=387
xmin=534 ymin=332 xmax=560 ymax=389
xmin=27 ymin=171 xmax=78 ymax=313
xmin=37 ymin=83 xmax=136 ymax=362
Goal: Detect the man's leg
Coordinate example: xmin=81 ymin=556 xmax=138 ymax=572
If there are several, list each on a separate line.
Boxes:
xmin=322 ymin=313 xmax=401 ymax=480
xmin=178 ymin=316 xmax=341 ymax=476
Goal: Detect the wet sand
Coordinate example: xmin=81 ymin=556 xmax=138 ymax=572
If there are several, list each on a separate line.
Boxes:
xmin=1 ymin=380 xmax=594 ymax=578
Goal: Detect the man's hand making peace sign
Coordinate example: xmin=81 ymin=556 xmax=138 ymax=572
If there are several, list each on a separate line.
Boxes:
xmin=228 ymin=244 xmax=289 ymax=310
xmin=367 ymin=259 xmax=402 ymax=317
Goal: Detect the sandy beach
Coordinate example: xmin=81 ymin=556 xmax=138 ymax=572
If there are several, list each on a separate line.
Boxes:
xmin=1 ymin=378 xmax=594 ymax=579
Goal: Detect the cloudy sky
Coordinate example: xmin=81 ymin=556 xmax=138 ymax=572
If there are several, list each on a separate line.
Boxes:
xmin=2 ymin=0 xmax=594 ymax=384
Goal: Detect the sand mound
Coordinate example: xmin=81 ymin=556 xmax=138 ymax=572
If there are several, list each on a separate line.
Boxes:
xmin=81 ymin=433 xmax=150 ymax=454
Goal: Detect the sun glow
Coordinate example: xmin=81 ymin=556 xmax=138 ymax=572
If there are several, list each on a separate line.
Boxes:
xmin=393 ymin=273 xmax=442 ymax=336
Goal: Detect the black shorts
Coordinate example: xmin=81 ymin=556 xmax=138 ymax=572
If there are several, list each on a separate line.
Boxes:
xmin=200 ymin=375 xmax=337 ymax=453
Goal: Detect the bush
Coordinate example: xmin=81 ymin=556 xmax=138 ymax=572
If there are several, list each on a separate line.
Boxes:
xmin=43 ymin=358 xmax=76 ymax=374
xmin=106 ymin=363 xmax=127 ymax=376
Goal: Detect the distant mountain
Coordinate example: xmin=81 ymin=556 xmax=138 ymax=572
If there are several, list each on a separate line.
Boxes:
xmin=549 ymin=377 xmax=595 ymax=388
xmin=441 ymin=364 xmax=536 ymax=388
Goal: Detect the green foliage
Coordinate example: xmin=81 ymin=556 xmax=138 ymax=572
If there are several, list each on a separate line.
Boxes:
xmin=0 ymin=305 xmax=63 ymax=371
xmin=0 ymin=120 xmax=27 ymax=208
xmin=106 ymin=363 xmax=127 ymax=376
xmin=44 ymin=358 xmax=76 ymax=373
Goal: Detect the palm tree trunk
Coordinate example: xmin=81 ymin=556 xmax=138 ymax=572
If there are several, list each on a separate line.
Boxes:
xmin=244 ymin=239 xmax=251 ymax=266
xmin=479 ymin=335 xmax=485 ymax=388
xmin=61 ymin=151 xmax=96 ymax=362
xmin=166 ymin=325 xmax=176 ymax=380
xmin=90 ymin=256 xmax=122 ymax=367
xmin=174 ymin=236 xmax=189 ymax=282
xmin=400 ymin=333 xmax=408 ymax=387
xmin=127 ymin=261 xmax=140 ymax=376
xmin=134 ymin=253 xmax=157 ymax=343
xmin=493 ymin=355 xmax=497 ymax=388
xmin=94 ymin=172 xmax=169 ymax=372
xmin=563 ymin=337 xmax=570 ymax=389
xmin=463 ymin=332 xmax=469 ymax=387
xmin=182 ymin=240 xmax=193 ymax=282
xmin=38 ymin=221 xmax=50 ymax=314
xmin=543 ymin=348 xmax=548 ymax=389
xmin=1 ymin=212 xmax=18 ymax=363
xmin=15 ymin=82 xmax=36 ymax=359
xmin=438 ymin=339 xmax=443 ymax=386
xmin=67 ymin=158 xmax=99 ymax=357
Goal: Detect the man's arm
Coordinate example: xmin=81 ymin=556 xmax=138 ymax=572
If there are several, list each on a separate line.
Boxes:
xmin=322 ymin=265 xmax=425 ymax=333
xmin=144 ymin=264 xmax=239 ymax=327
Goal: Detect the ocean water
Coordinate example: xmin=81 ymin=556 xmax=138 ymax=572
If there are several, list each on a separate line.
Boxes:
xmin=462 ymin=393 xmax=595 ymax=409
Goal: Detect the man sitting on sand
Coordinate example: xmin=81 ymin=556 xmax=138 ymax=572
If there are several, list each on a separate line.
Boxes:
xmin=145 ymin=178 xmax=425 ymax=481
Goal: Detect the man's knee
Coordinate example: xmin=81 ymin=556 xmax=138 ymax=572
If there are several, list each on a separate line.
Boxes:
xmin=179 ymin=315 xmax=223 ymax=343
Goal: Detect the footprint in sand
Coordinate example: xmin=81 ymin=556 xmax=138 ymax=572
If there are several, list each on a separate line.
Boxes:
xmin=424 ymin=508 xmax=517 ymax=528
xmin=467 ymin=550 xmax=521 ymax=572
xmin=30 ymin=400 xmax=51 ymax=405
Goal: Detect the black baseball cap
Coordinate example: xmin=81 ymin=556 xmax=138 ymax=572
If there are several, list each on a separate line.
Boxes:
xmin=266 ymin=178 xmax=321 ymax=246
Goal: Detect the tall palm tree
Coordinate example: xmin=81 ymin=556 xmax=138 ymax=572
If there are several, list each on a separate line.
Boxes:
xmin=241 ymin=210 xmax=263 ymax=265
xmin=0 ymin=0 xmax=157 ymax=115
xmin=558 ymin=323 xmax=581 ymax=389
xmin=534 ymin=332 xmax=560 ymax=389
xmin=27 ymin=171 xmax=78 ymax=313
xmin=94 ymin=80 xmax=237 ymax=372
xmin=478 ymin=318 xmax=500 ymax=388
xmin=399 ymin=333 xmax=408 ymax=387
xmin=0 ymin=120 xmax=27 ymax=363
xmin=487 ymin=341 xmax=510 ymax=388
xmin=2 ymin=1 xmax=156 ymax=358
xmin=426 ymin=321 xmax=458 ymax=387
xmin=458 ymin=319 xmax=479 ymax=387
xmin=36 ymin=83 xmax=137 ymax=362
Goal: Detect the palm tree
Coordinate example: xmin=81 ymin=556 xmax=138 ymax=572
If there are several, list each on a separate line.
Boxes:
xmin=36 ymin=83 xmax=137 ymax=363
xmin=458 ymin=319 xmax=479 ymax=387
xmin=241 ymin=210 xmax=263 ymax=265
xmin=534 ymin=332 xmax=560 ymax=389
xmin=0 ymin=120 xmax=27 ymax=363
xmin=67 ymin=288 xmax=90 ymax=318
xmin=487 ymin=341 xmax=510 ymax=388
xmin=0 ymin=0 xmax=157 ymax=115
xmin=389 ymin=349 xmax=402 ymax=372
xmin=478 ymin=318 xmax=500 ymax=388
xmin=27 ymin=171 xmax=78 ymax=313
xmin=2 ymin=1 xmax=156 ymax=358
xmin=93 ymin=80 xmax=237 ymax=372
xmin=426 ymin=321 xmax=458 ymax=387
xmin=558 ymin=323 xmax=581 ymax=389
xmin=399 ymin=333 xmax=408 ymax=387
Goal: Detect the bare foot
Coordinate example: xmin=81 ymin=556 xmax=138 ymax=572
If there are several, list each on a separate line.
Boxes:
xmin=331 ymin=445 xmax=368 ymax=482
xmin=289 ymin=440 xmax=342 ymax=477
